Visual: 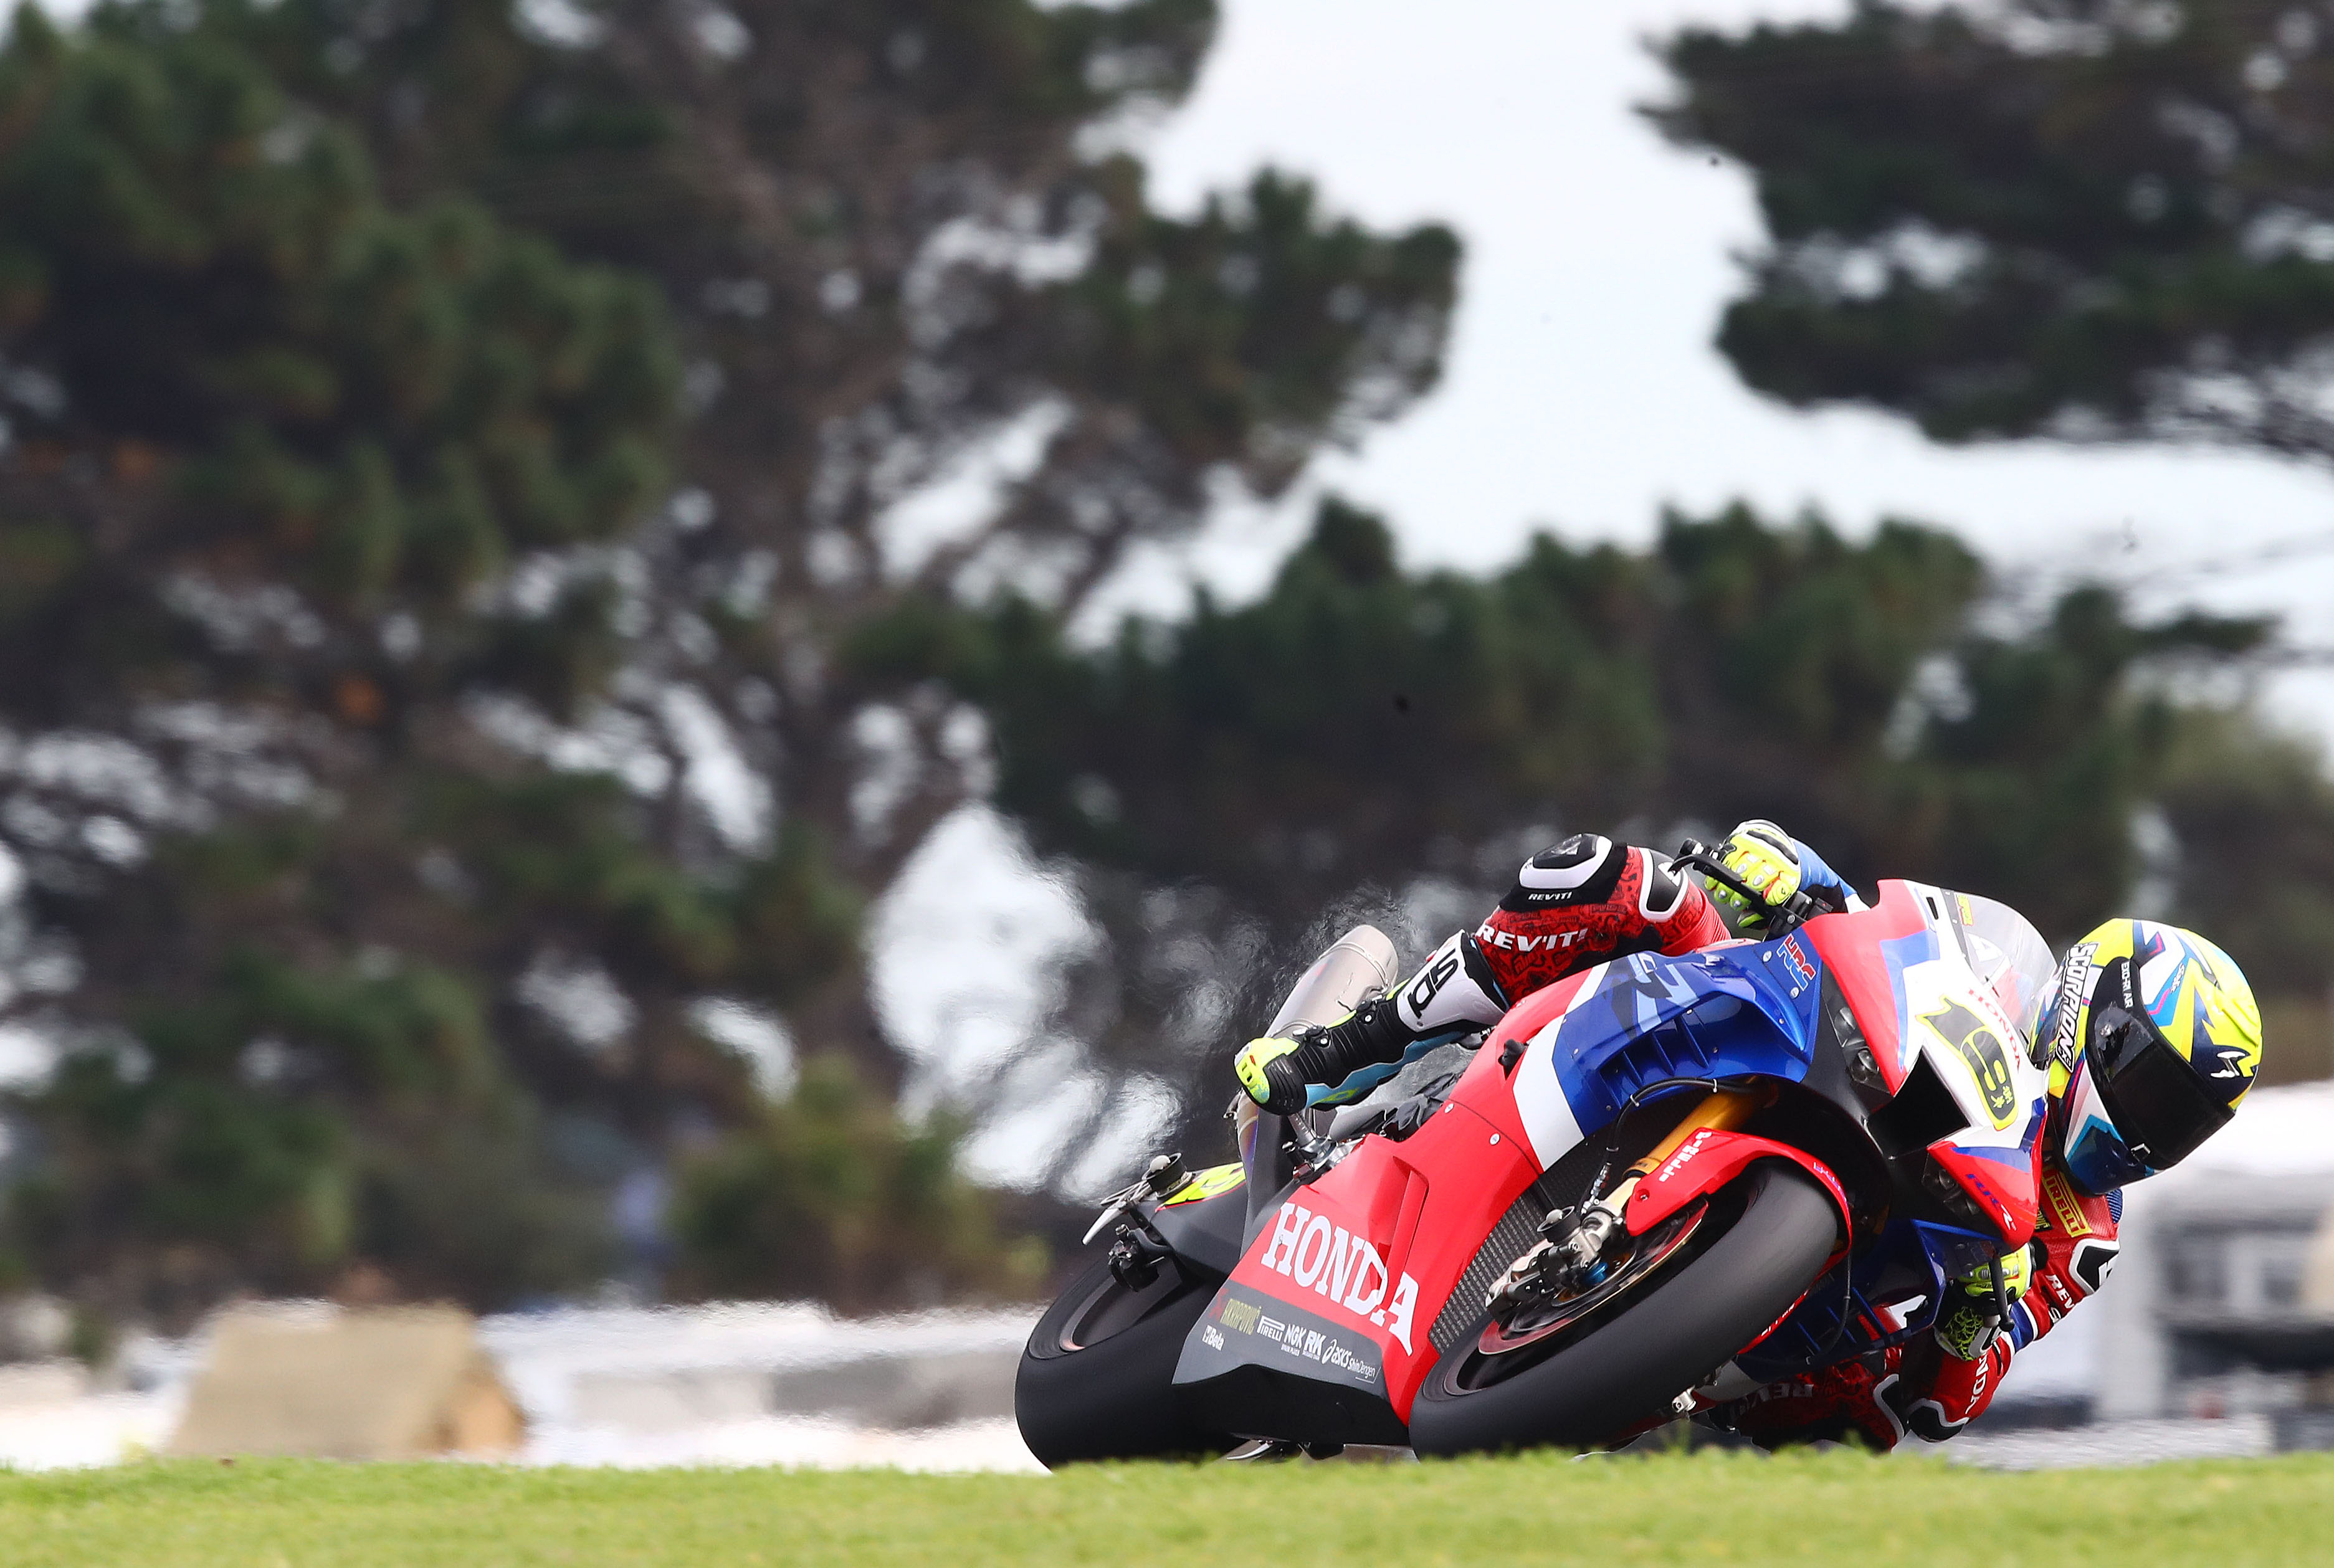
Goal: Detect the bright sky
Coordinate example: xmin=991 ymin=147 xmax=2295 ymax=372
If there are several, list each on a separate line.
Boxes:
xmin=1120 ymin=0 xmax=2334 ymax=740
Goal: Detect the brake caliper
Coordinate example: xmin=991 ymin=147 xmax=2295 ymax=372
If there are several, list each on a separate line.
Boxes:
xmin=1487 ymin=1198 xmax=1626 ymax=1319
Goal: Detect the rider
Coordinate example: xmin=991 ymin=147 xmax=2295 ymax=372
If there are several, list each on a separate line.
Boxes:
xmin=1231 ymin=822 xmax=1860 ymax=1119
xmin=1716 ymin=909 xmax=2262 ymax=1449
xmin=1232 ymin=824 xmax=2265 ymax=1449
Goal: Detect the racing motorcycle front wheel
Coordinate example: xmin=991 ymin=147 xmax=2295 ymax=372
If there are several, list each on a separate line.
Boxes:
xmin=1014 ymin=1252 xmax=1234 ymax=1467
xmin=1407 ymin=1161 xmax=1840 ymax=1456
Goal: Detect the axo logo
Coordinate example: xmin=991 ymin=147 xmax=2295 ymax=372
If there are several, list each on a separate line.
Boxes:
xmin=1260 ymin=1204 xmax=1419 ymax=1352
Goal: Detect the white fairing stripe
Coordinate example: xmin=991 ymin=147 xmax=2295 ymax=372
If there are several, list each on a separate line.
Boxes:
xmin=1510 ymin=964 xmax=1606 ymax=1169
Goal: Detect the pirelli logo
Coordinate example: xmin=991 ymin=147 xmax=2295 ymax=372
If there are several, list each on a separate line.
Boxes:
xmin=2039 ymin=1166 xmax=2091 ymax=1238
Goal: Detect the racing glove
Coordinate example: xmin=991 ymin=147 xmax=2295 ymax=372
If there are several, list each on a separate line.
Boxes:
xmin=1707 ymin=820 xmax=1805 ymax=929
xmin=1934 ymin=1246 xmax=2032 ymax=1361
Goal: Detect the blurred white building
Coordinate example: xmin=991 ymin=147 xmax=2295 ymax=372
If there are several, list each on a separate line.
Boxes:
xmin=2090 ymin=1082 xmax=2334 ymax=1428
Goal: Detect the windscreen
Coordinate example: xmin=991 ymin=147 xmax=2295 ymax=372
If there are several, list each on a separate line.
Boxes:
xmin=1944 ymin=891 xmax=2057 ymax=1047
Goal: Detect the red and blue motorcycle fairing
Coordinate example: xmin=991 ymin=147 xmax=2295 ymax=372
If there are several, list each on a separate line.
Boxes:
xmin=1170 ymin=879 xmax=2052 ymax=1443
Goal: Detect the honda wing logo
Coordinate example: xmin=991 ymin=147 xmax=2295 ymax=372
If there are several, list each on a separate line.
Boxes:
xmin=1261 ymin=1202 xmax=1419 ymax=1353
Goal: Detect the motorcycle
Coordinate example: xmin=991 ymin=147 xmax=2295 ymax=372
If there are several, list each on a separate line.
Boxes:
xmin=1014 ymin=846 xmax=2060 ymax=1463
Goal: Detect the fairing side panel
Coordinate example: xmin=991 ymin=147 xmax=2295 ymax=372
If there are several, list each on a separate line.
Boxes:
xmin=1822 ymin=881 xmax=2049 ymax=1248
xmin=1475 ymin=942 xmax=1824 ymax=1171
xmin=1802 ymin=880 xmax=1935 ymax=1090
xmin=1174 ymin=1098 xmax=1538 ymax=1429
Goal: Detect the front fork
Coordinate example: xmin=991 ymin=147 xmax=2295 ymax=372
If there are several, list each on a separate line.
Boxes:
xmin=1589 ymin=1084 xmax=1769 ymax=1224
xmin=1492 ymin=1083 xmax=1770 ymax=1311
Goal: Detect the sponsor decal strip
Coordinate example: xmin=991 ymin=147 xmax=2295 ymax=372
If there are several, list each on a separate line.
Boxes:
xmin=1207 ymin=1289 xmax=1386 ymax=1389
xmin=2038 ymin=1166 xmax=2092 ymax=1238
xmin=2050 ymin=944 xmax=2097 ymax=1068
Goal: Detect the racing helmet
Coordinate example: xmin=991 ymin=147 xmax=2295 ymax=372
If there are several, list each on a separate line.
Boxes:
xmin=2039 ymin=920 xmax=2262 ymax=1195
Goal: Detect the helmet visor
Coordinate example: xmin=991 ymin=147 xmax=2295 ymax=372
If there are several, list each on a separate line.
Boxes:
xmin=2089 ymin=1000 xmax=2232 ymax=1172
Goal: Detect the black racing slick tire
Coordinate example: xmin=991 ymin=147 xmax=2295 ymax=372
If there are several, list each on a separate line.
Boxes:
xmin=1014 ymin=1253 xmax=1234 ymax=1468
xmin=1408 ymin=1162 xmax=1841 ymax=1456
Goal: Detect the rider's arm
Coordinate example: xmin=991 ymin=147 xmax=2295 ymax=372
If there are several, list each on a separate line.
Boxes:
xmin=1790 ymin=838 xmax=1864 ymax=912
xmin=1890 ymin=1169 xmax=2122 ymax=1443
xmin=1713 ymin=1169 xmax=2119 ymax=1449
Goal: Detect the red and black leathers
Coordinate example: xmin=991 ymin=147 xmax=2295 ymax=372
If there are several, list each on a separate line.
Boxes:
xmin=1713 ymin=1165 xmax=2121 ymax=1448
xmin=1279 ymin=834 xmax=1730 ymax=1102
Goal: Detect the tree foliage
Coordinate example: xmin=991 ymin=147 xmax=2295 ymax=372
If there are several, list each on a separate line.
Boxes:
xmin=0 ymin=4 xmax=870 ymax=1316
xmin=193 ymin=0 xmax=1459 ymax=951
xmin=1652 ymin=1 xmax=2334 ymax=460
xmin=148 ymin=0 xmax=1461 ymax=1078
xmin=0 ymin=0 xmax=1460 ymax=1314
xmin=667 ymin=1056 xmax=1044 ymax=1310
xmin=872 ymin=499 xmax=2280 ymax=1169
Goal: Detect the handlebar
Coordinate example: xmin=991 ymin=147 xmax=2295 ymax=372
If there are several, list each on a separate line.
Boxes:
xmin=1671 ymin=839 xmax=1822 ymax=938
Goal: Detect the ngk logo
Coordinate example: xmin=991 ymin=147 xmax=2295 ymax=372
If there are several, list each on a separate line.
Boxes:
xmin=1260 ymin=1204 xmax=1419 ymax=1353
xmin=1655 ymin=1128 xmax=1714 ymax=1184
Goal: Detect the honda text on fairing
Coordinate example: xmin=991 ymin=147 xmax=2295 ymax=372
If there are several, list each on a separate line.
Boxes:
xmin=1014 ymin=845 xmax=2062 ymax=1460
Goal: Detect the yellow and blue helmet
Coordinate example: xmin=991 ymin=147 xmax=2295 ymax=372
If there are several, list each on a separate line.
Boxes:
xmin=2040 ymin=920 xmax=2262 ymax=1195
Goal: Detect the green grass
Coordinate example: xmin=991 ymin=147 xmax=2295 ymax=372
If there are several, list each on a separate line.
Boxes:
xmin=0 ymin=1450 xmax=2327 ymax=1566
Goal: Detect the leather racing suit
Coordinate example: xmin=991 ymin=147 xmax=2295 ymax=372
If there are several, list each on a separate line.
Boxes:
xmin=1709 ymin=1164 xmax=2121 ymax=1449
xmin=1275 ymin=831 xmax=1859 ymax=1109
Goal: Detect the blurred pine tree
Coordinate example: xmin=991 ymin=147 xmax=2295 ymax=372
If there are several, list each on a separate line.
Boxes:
xmin=1645 ymin=0 xmax=2334 ymax=1048
xmin=188 ymin=0 xmax=1460 ymax=1064
xmin=868 ymin=499 xmax=2273 ymax=1174
xmin=0 ymin=1 xmax=882 ymax=1318
xmin=0 ymin=0 xmax=1464 ymax=1313
xmin=1652 ymin=1 xmax=2334 ymax=457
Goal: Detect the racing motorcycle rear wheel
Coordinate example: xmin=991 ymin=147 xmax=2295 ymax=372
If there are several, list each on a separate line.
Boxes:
xmin=1408 ymin=1161 xmax=1839 ymax=1456
xmin=1015 ymin=1252 xmax=1234 ymax=1467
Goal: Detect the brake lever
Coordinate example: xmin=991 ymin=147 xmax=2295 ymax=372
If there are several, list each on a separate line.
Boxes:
xmin=1673 ymin=840 xmax=1821 ymax=938
xmin=1080 ymin=1153 xmax=1192 ymax=1245
xmin=1284 ymin=1113 xmax=1342 ymax=1180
